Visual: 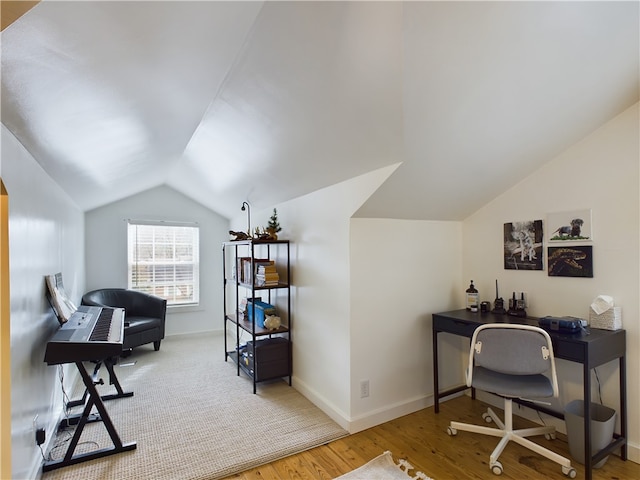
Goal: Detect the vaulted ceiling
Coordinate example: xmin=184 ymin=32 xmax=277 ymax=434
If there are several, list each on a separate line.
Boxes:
xmin=1 ymin=1 xmax=638 ymax=220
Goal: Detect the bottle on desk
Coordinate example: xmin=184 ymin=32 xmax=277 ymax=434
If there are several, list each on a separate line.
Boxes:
xmin=466 ymin=280 xmax=479 ymax=311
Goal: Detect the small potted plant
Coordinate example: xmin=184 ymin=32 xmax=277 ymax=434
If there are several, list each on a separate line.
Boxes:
xmin=266 ymin=208 xmax=282 ymax=240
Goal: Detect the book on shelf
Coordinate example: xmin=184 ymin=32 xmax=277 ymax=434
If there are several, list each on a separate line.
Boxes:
xmin=238 ymin=258 xmax=271 ymax=284
xmin=257 ymin=272 xmax=279 ymax=280
xmin=255 ymin=273 xmax=279 ymax=286
xmin=257 ymin=264 xmax=277 ymax=274
xmin=254 ymin=260 xmax=279 ymax=286
xmin=254 ymin=259 xmax=274 ymax=273
xmin=236 ymin=257 xmax=252 ymax=283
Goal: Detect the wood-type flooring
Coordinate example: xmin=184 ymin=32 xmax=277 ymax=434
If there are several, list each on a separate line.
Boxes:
xmin=226 ymin=395 xmax=637 ymax=480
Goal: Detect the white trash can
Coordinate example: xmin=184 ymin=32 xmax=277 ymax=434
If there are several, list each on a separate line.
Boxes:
xmin=564 ymin=400 xmax=616 ymax=468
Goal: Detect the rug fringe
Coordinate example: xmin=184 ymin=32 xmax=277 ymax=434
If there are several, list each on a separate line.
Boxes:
xmin=397 ymin=458 xmax=414 ymax=472
xmin=389 ymin=451 xmax=432 ymax=480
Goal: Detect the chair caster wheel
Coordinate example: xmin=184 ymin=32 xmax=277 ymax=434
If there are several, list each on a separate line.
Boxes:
xmin=562 ymin=466 xmax=577 ymax=478
xmin=447 ymin=426 xmax=457 ymax=436
xmin=545 ymin=432 xmax=556 ymax=440
xmin=490 ymin=461 xmax=503 ymax=475
xmin=482 ymin=412 xmax=493 ymax=423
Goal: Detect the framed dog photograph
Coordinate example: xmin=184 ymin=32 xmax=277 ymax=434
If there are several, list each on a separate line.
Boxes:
xmin=547 ymin=209 xmax=592 ymax=243
xmin=503 ymin=220 xmax=543 ymax=270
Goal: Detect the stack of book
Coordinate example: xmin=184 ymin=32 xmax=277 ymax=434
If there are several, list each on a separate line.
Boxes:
xmin=255 ymin=261 xmax=279 ymax=286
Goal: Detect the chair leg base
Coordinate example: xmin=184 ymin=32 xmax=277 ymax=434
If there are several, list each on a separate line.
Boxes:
xmin=448 ymin=401 xmax=574 ymax=477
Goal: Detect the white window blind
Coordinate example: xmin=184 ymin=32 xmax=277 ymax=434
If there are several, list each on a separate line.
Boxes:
xmin=127 ymin=221 xmax=200 ymax=306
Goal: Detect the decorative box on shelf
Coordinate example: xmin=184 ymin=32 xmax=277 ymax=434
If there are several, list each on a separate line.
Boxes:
xmin=246 ymin=299 xmax=276 ymax=328
xmin=243 ymin=338 xmax=290 ymax=381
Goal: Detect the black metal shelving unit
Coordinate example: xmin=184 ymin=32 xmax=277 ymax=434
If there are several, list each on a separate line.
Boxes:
xmin=222 ymin=239 xmax=291 ymax=393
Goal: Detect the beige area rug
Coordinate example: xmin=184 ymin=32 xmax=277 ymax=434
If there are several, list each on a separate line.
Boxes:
xmin=334 ymin=451 xmax=433 ymax=480
xmin=42 ymin=332 xmax=347 ymax=480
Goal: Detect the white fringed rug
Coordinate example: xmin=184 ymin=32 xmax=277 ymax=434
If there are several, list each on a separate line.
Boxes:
xmin=335 ymin=451 xmax=433 ymax=480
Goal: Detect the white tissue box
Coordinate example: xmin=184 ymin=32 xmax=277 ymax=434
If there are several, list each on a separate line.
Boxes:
xmin=589 ymin=306 xmax=622 ymax=330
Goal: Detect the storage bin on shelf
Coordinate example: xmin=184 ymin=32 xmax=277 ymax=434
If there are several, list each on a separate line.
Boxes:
xmin=246 ymin=299 xmax=276 ymax=328
xmin=243 ymin=338 xmax=290 ymax=381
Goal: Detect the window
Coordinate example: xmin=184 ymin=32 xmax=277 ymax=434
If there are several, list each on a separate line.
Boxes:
xmin=127 ymin=221 xmax=200 ymax=306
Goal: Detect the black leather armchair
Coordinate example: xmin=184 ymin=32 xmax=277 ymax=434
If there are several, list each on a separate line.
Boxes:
xmin=81 ymin=288 xmax=167 ymax=353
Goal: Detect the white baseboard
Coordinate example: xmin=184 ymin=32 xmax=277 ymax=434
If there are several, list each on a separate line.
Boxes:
xmin=291 ymin=375 xmax=351 ymax=431
xmin=292 ymin=375 xmax=432 ymax=434
xmin=347 ymin=395 xmax=433 ymax=433
xmin=628 ymin=443 xmax=640 ymax=465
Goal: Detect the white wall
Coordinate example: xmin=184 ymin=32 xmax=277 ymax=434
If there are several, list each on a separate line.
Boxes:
xmin=241 ymin=166 xmax=466 ymax=433
xmin=234 ymin=165 xmax=400 ymax=429
xmin=85 ymin=185 xmax=230 ymax=336
xmin=462 ymin=103 xmax=640 ymax=461
xmin=2 ymin=125 xmax=85 ymax=479
xmin=349 ymin=218 xmax=462 ymax=430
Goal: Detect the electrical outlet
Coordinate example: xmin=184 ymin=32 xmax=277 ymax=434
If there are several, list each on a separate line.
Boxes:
xmin=35 ymin=428 xmax=45 ymax=446
xmin=33 ymin=414 xmax=45 ymax=446
xmin=360 ymin=379 xmax=370 ymax=398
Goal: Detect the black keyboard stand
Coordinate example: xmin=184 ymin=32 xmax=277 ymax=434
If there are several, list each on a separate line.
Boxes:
xmin=43 ymin=361 xmax=137 ymax=472
xmin=64 ymin=357 xmax=133 ymax=424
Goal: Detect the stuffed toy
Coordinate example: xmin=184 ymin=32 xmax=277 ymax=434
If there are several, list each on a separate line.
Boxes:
xmin=264 ymin=315 xmax=281 ymax=330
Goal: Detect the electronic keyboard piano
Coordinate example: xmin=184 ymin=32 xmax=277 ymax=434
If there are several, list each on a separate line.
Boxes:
xmin=42 ymin=305 xmax=136 ymax=472
xmin=44 ymin=305 xmax=124 ymax=365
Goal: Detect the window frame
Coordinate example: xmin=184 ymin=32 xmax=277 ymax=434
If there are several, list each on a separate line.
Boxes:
xmin=127 ymin=220 xmax=200 ymax=307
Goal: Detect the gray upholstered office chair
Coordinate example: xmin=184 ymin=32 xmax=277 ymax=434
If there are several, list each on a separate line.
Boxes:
xmin=447 ymin=324 xmax=576 ymax=478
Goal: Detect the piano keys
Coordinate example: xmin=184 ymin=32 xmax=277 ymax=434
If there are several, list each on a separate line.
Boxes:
xmin=44 ymin=305 xmax=124 ymax=365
